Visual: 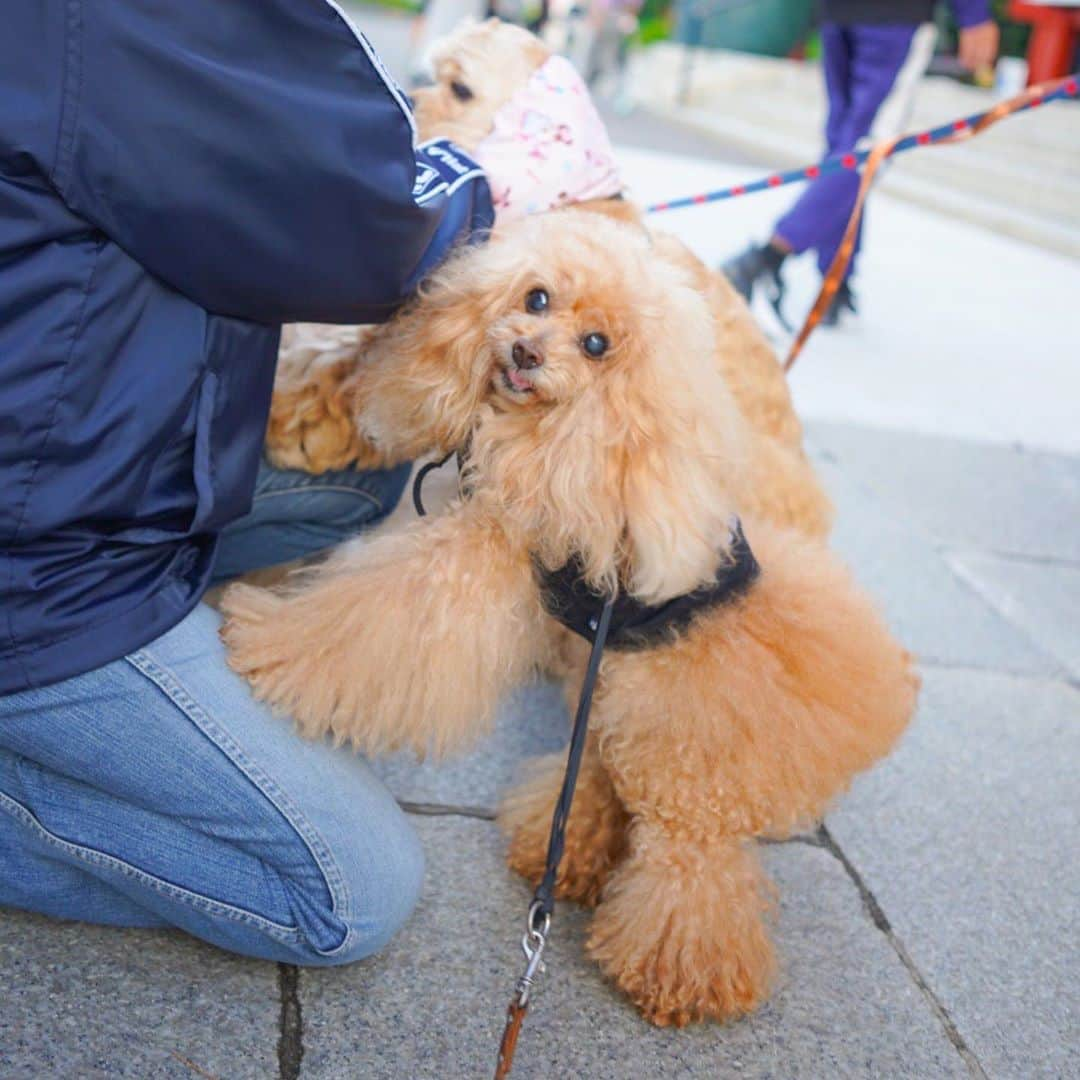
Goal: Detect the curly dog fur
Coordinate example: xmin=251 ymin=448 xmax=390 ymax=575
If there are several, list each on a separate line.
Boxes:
xmin=223 ymin=212 xmax=916 ymax=1024
xmin=265 ymin=19 xmax=832 ymax=538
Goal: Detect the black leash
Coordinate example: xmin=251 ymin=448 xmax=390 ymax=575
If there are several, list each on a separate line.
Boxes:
xmin=415 ymin=453 xmax=756 ymax=1076
xmin=411 ymin=449 xmax=457 ymax=518
xmin=412 ymin=447 xmax=618 ymax=1074
xmin=494 ymin=590 xmax=617 ymax=1080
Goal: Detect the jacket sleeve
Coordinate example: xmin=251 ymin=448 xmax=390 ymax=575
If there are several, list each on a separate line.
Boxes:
xmin=948 ymin=1 xmax=993 ymax=28
xmin=53 ymin=0 xmax=492 ymax=325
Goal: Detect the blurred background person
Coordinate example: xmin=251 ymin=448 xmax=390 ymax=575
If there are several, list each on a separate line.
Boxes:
xmin=562 ymin=0 xmax=644 ymax=99
xmin=722 ymin=0 xmax=999 ymax=328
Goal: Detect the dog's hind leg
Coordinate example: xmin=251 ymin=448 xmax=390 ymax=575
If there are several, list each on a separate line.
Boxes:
xmin=221 ymin=504 xmax=554 ymax=759
xmin=499 ymin=735 xmax=629 ymax=907
xmin=587 ymin=820 xmax=776 ymax=1026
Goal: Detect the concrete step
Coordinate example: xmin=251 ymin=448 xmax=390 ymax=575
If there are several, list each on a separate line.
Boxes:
xmin=628 ymin=45 xmax=1080 ymax=258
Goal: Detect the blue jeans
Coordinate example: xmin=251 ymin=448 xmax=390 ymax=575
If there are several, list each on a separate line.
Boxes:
xmin=0 ymin=458 xmax=417 ymax=965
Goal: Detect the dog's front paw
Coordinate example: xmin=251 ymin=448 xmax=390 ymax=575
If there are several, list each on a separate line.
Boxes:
xmin=220 ymin=583 xmax=287 ymax=687
xmin=589 ymin=905 xmax=775 ymax=1026
xmin=587 ymin=835 xmax=776 ymax=1026
xmin=591 ymin=922 xmax=774 ymax=1027
xmin=219 ymin=583 xmax=330 ymax=734
xmin=220 ymin=582 xmax=436 ymax=757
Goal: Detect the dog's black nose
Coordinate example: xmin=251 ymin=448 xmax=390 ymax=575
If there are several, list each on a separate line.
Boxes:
xmin=512 ymin=339 xmax=544 ymax=370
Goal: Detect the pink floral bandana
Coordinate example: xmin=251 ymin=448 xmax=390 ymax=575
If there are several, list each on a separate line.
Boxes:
xmin=473 ymin=55 xmax=623 ymax=223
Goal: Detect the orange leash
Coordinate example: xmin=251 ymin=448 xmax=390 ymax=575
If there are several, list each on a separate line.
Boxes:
xmin=494 ymin=1001 xmax=528 ymax=1080
xmin=783 ymin=76 xmax=1074 ymax=373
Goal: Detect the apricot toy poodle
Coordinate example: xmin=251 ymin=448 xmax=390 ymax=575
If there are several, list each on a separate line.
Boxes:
xmin=223 ymin=211 xmax=916 ymax=1025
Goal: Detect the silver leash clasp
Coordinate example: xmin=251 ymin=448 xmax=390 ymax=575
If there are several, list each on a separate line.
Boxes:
xmin=515 ymin=901 xmax=550 ymax=1007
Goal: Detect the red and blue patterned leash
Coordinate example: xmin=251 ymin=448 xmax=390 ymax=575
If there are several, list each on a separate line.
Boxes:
xmin=644 ymin=73 xmax=1078 ymax=215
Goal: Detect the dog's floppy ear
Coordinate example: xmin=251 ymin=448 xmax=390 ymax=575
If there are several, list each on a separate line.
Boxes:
xmin=363 ymin=231 xmax=533 ymax=450
xmin=617 ymin=281 xmax=746 ymax=604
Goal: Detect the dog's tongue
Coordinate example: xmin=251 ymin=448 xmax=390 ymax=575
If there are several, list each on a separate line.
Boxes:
xmin=505 ymin=367 xmax=533 ymax=392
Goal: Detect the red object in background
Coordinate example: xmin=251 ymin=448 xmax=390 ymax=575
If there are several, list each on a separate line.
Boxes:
xmin=1008 ymin=2 xmax=1080 ymax=83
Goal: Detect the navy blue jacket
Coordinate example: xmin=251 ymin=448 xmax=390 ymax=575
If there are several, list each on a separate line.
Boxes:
xmin=0 ymin=0 xmax=493 ymax=693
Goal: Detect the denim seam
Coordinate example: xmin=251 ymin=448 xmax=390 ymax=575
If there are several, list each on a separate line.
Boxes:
xmin=123 ymin=650 xmax=357 ymax=956
xmin=250 ymin=485 xmax=383 ymax=512
xmin=0 ymin=789 xmax=303 ymax=941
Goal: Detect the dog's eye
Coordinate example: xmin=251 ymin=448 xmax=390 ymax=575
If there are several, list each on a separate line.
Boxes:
xmin=450 ymin=80 xmax=474 ymax=102
xmin=525 ymin=288 xmax=549 ymax=314
xmin=581 ymin=332 xmax=609 ymax=359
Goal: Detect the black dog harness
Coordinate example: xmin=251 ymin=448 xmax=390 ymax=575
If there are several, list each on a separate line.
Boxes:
xmin=413 ymin=458 xmax=760 ymax=648
xmin=536 ymin=520 xmax=759 ymax=651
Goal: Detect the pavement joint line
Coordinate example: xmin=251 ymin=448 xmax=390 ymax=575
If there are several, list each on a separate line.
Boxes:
xmin=916 ymin=657 xmax=1074 ymax=685
xmin=399 ymin=801 xmax=827 ymax=847
xmin=170 ymin=1051 xmax=221 ymax=1079
xmin=277 ymin=963 xmax=304 ymax=1080
xmin=399 ymin=800 xmax=497 ymax=821
xmin=815 ymin=824 xmax=989 ymax=1079
xmin=939 ymin=556 xmax=1069 ymax=678
xmin=945 ymin=547 xmax=1080 ymax=571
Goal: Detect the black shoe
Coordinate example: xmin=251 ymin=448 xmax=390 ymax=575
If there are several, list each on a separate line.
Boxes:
xmin=821 ymin=280 xmax=856 ymax=327
xmin=720 ymin=244 xmax=791 ymax=331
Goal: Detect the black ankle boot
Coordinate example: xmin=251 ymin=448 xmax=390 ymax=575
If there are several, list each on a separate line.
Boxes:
xmin=720 ymin=243 xmax=790 ymax=330
xmin=821 ymin=279 xmax=857 ymax=327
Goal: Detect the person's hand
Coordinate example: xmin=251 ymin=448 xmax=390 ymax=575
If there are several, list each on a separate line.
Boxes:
xmin=958 ymin=20 xmax=1000 ymax=73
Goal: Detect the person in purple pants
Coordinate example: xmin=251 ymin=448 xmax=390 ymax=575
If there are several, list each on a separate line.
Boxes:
xmin=723 ymin=0 xmax=998 ymax=326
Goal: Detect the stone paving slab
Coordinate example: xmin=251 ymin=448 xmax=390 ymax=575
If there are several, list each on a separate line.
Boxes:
xmin=371 ymin=681 xmax=570 ymax=814
xmin=947 ymin=551 xmax=1080 ymax=680
xmin=828 ymin=666 xmax=1080 ymax=1080
xmin=809 ymin=452 xmax=1060 ymax=677
xmin=299 ymin=815 xmax=966 ymax=1080
xmin=0 ymin=913 xmax=279 ymax=1079
xmin=808 ymin=422 xmax=1080 ymax=563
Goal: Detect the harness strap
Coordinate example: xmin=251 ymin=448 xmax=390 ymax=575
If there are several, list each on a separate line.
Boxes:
xmin=538 ymin=521 xmax=759 ymax=651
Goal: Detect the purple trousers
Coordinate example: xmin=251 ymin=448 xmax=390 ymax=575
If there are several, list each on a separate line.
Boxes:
xmin=774 ymin=22 xmax=917 ymax=279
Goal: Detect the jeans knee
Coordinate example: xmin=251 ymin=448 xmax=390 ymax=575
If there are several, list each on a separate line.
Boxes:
xmin=295 ymin=807 xmax=425 ymax=968
xmin=351 ymin=814 xmax=425 ymax=957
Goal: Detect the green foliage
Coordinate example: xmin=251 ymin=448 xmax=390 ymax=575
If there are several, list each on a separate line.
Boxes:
xmin=634 ymin=14 xmax=672 ymax=46
xmin=353 ymin=0 xmax=423 ymax=12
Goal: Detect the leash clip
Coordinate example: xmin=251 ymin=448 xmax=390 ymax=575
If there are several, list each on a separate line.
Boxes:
xmin=515 ymin=902 xmax=550 ymax=1007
